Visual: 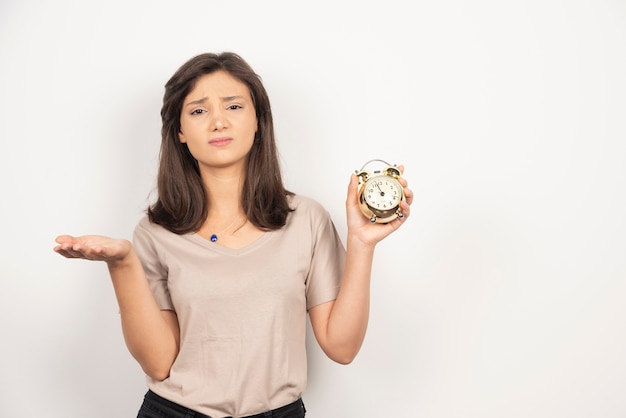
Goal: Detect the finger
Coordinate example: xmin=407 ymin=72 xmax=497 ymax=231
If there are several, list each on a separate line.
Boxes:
xmin=386 ymin=209 xmax=408 ymax=231
xmin=400 ymin=199 xmax=411 ymax=218
xmin=55 ymin=234 xmax=77 ymax=245
xmin=72 ymin=243 xmax=110 ymax=259
xmin=53 ymin=246 xmax=82 ymax=259
xmin=395 ymin=166 xmax=409 ymax=188
xmin=346 ymin=173 xmax=359 ymax=204
xmin=56 ymin=241 xmax=95 ymax=258
xmin=403 ymin=187 xmax=414 ymax=205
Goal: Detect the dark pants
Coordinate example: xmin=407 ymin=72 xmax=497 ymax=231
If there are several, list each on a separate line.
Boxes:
xmin=137 ymin=390 xmax=306 ymax=418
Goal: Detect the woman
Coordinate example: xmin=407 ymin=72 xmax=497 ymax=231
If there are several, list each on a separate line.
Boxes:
xmin=54 ymin=52 xmax=412 ymax=418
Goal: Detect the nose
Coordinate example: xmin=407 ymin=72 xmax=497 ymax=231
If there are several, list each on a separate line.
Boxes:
xmin=210 ymin=110 xmax=228 ymax=131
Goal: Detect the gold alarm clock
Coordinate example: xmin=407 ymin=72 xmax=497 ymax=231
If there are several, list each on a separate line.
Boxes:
xmin=355 ymin=159 xmax=405 ymax=224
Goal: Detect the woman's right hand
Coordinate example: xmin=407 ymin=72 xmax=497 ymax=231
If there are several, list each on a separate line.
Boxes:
xmin=54 ymin=235 xmax=132 ymax=266
xmin=54 ymin=235 xmax=179 ymax=379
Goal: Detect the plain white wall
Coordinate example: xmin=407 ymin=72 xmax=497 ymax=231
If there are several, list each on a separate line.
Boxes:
xmin=1 ymin=1 xmax=625 ymax=417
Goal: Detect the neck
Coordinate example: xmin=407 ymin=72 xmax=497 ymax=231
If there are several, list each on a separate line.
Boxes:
xmin=200 ymin=165 xmax=245 ymax=218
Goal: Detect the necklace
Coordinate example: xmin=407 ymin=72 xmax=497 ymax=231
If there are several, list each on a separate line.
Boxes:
xmin=209 ymin=216 xmax=247 ymax=242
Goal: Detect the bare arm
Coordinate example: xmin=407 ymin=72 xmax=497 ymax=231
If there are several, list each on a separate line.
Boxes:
xmin=309 ymin=169 xmax=413 ymax=364
xmin=54 ymin=236 xmax=179 ymax=380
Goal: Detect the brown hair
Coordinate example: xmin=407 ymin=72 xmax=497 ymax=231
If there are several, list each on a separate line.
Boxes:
xmin=147 ymin=52 xmax=293 ymax=234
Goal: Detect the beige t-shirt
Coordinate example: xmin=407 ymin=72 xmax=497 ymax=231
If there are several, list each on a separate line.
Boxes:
xmin=132 ymin=194 xmax=345 ymax=417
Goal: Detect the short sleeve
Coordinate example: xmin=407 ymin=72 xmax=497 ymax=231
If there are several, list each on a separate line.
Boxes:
xmin=304 ymin=206 xmax=346 ymax=310
xmin=132 ymin=217 xmax=175 ymax=311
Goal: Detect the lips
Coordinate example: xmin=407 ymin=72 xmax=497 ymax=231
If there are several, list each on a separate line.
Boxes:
xmin=208 ymin=137 xmax=233 ymax=146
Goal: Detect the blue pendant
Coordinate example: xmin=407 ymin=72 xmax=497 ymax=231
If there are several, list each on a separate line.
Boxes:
xmin=210 ymin=234 xmax=218 ymax=242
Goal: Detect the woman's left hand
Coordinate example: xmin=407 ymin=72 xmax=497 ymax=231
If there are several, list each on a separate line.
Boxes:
xmin=345 ymin=165 xmax=413 ymax=247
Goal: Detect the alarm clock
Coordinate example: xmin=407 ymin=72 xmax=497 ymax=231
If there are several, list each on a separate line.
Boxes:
xmin=355 ymin=159 xmax=405 ymax=224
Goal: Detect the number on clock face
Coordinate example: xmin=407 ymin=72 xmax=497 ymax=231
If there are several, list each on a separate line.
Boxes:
xmin=364 ymin=178 xmax=402 ymax=209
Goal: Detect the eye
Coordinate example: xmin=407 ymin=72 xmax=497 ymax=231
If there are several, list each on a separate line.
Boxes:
xmin=227 ymin=104 xmax=242 ymax=110
xmin=190 ymin=108 xmax=205 ymax=115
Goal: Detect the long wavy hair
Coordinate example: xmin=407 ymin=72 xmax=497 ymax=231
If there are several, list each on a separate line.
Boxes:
xmin=147 ymin=52 xmax=293 ymax=234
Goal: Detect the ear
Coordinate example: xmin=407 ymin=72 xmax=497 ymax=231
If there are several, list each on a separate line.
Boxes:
xmin=178 ymin=130 xmax=187 ymax=143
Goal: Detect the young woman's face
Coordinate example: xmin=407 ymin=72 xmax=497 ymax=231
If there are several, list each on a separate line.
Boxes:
xmin=179 ymin=70 xmax=258 ymax=171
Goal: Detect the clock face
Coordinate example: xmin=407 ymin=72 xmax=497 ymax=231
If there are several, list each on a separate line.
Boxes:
xmin=363 ymin=176 xmax=403 ymax=211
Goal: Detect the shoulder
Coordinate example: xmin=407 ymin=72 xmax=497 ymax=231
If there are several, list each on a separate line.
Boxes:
xmin=286 ymin=194 xmax=338 ymax=236
xmin=134 ymin=214 xmax=157 ymax=234
xmin=133 ymin=214 xmax=173 ymax=242
xmin=288 ymin=194 xmax=330 ymax=219
xmin=132 ymin=214 xmax=187 ymax=260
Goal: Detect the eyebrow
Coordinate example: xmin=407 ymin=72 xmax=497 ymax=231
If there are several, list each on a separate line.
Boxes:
xmin=185 ymin=96 xmax=245 ymax=107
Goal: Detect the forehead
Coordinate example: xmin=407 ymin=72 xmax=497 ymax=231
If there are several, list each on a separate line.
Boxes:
xmin=186 ymin=70 xmax=251 ymax=100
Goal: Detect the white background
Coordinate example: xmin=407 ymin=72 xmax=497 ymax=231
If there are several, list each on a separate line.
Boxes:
xmin=1 ymin=1 xmax=625 ymax=417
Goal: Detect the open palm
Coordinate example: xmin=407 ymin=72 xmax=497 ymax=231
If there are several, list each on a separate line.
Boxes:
xmin=54 ymin=235 xmax=132 ymax=263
